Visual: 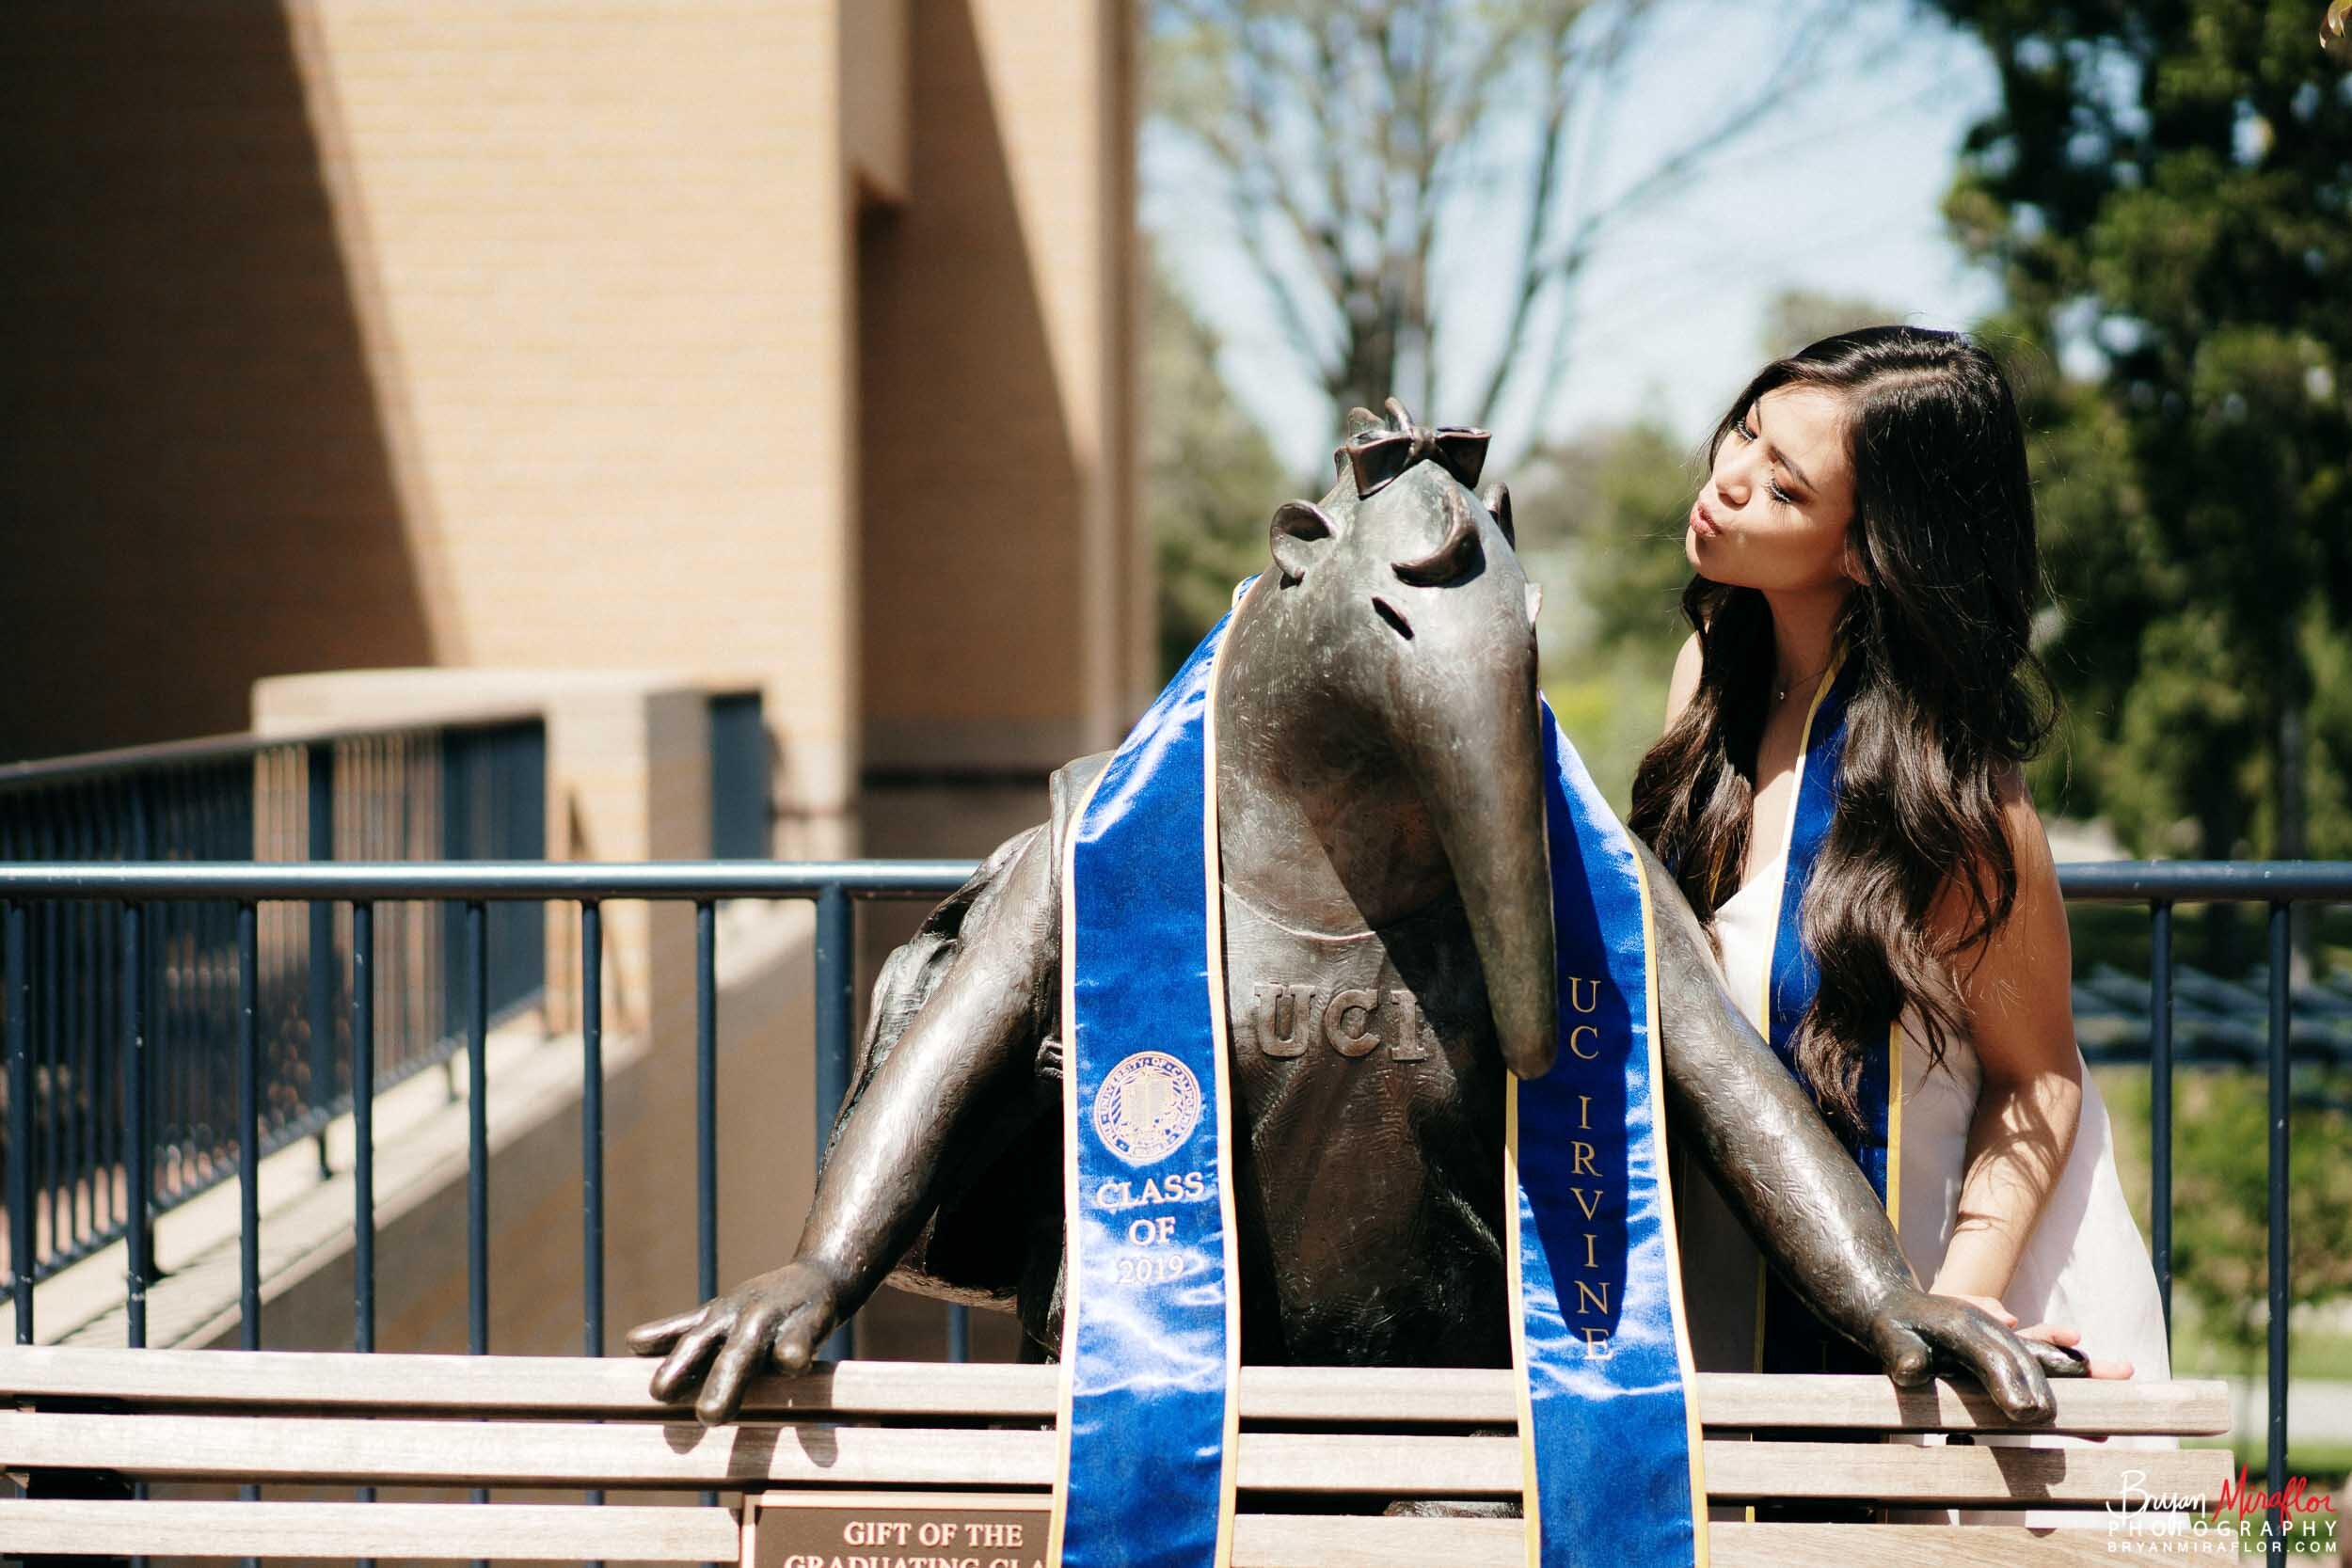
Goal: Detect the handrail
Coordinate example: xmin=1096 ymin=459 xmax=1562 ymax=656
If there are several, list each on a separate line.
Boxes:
xmin=0 ymin=857 xmax=2345 ymax=900
xmin=0 ymin=861 xmax=978 ymax=899
xmin=0 ymin=853 xmax=2333 ymax=1547
xmin=0 ymin=709 xmax=545 ymax=793
xmin=2055 ymin=860 xmax=2352 ymax=901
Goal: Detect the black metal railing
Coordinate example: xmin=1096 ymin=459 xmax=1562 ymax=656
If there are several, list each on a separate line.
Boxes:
xmin=2052 ymin=862 xmax=2343 ymax=1555
xmin=0 ymin=718 xmax=546 ymax=1287
xmin=0 ymin=857 xmax=2337 ymax=1553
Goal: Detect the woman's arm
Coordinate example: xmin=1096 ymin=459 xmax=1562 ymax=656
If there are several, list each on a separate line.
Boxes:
xmin=1926 ymin=771 xmax=2084 ymax=1306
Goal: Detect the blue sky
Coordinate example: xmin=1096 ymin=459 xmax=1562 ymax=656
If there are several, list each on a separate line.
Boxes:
xmin=1142 ymin=1 xmax=2010 ymax=475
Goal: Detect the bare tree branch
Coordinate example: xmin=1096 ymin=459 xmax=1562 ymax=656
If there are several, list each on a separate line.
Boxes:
xmin=1509 ymin=3 xmax=1846 ymax=426
xmin=1148 ymin=0 xmax=1846 ymax=451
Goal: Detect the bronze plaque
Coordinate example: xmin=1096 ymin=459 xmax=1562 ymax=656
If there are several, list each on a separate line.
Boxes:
xmin=746 ymin=1493 xmax=1051 ymax=1568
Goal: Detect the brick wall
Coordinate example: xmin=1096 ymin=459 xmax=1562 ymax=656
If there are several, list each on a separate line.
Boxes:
xmin=0 ymin=0 xmax=1142 ymax=838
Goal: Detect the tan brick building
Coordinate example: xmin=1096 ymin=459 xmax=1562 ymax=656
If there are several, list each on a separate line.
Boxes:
xmin=3 ymin=0 xmax=1143 ymax=1368
xmin=0 ymin=0 xmax=1150 ymax=855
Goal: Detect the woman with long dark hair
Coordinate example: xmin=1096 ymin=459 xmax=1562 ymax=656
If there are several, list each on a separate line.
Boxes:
xmin=1630 ymin=325 xmax=2171 ymax=1524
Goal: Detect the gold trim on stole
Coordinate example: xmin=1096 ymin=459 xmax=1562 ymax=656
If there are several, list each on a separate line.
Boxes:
xmin=1507 ymin=847 xmax=1709 ymax=1563
xmin=1738 ymin=653 xmax=1905 ymax=1527
xmin=1748 ymin=655 xmax=1848 ymax=1519
xmin=1048 ymin=760 xmax=1106 ymax=1567
xmin=1200 ymin=620 xmax=1243 ymax=1567
xmin=1046 ymin=631 xmax=1241 ymax=1568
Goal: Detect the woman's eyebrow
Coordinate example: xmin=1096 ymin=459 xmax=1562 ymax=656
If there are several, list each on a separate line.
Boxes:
xmin=1769 ymin=443 xmax=1815 ymax=493
xmin=1752 ymin=403 xmax=1814 ymax=492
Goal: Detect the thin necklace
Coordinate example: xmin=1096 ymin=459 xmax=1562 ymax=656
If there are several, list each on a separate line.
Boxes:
xmin=1773 ymin=659 xmax=1831 ymax=704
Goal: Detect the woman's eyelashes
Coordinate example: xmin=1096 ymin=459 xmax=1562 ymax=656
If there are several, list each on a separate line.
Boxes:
xmin=1729 ymin=411 xmax=1798 ymax=506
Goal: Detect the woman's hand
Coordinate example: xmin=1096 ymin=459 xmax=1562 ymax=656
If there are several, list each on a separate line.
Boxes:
xmin=1939 ymin=1291 xmax=2135 ymax=1381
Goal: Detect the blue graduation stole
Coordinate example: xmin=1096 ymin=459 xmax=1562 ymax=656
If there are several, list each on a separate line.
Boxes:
xmin=1753 ymin=654 xmax=1903 ymax=1375
xmin=1050 ymin=589 xmax=1708 ymax=1568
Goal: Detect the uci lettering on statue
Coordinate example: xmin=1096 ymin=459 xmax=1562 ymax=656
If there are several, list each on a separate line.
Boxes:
xmin=1246 ymin=981 xmax=1429 ymax=1060
xmin=631 ymin=397 xmax=2091 ymax=1568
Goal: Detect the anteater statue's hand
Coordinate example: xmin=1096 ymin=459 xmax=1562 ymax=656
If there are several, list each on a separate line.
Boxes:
xmin=629 ymin=829 xmax=1055 ymax=1428
xmin=1863 ymin=1285 xmax=2089 ymax=1423
xmin=626 ymin=1258 xmax=845 ymax=1426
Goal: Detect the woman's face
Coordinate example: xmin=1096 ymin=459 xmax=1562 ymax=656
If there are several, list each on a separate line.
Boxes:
xmin=1685 ymin=384 xmax=1859 ymax=594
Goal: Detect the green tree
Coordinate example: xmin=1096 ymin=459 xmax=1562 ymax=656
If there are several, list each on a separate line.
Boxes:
xmin=1921 ymin=0 xmax=2352 ymax=1377
xmin=1919 ymin=0 xmax=2352 ymax=864
xmin=1508 ymin=417 xmax=1698 ymax=803
xmin=1147 ymin=250 xmax=1293 ymax=675
xmin=1515 ymin=418 xmax=1695 ymax=664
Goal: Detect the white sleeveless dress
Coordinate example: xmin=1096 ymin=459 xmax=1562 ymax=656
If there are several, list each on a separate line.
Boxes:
xmin=1673 ymin=844 xmax=2177 ymax=1528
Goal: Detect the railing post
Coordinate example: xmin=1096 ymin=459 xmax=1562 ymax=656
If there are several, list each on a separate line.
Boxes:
xmin=695 ymin=897 xmax=719 ymax=1525
xmin=352 ymin=898 xmax=376 ymax=1563
xmin=813 ymin=882 xmax=853 ymax=1361
xmin=236 ymin=901 xmax=262 ymax=1568
xmin=2265 ymin=901 xmax=2290 ymax=1559
xmin=353 ymin=901 xmax=374 ymax=1354
xmin=8 ymin=900 xmax=32 ymax=1345
xmin=307 ymin=743 xmax=335 ymax=1179
xmin=695 ymin=900 xmax=718 ymax=1306
xmin=468 ymin=900 xmax=490 ymax=1358
xmin=121 ymin=900 xmax=148 ymax=1348
xmin=236 ymin=903 xmax=261 ymax=1343
xmin=467 ymin=897 xmax=491 ymax=1568
xmin=125 ymin=786 xmax=160 ymax=1292
xmin=580 ymin=900 xmax=605 ymax=1366
xmin=2148 ymin=900 xmax=2173 ymax=1337
xmin=580 ymin=898 xmax=608 ymax=1560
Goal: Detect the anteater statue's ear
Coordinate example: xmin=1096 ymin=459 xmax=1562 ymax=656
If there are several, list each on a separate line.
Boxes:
xmin=1269 ymin=499 xmax=1337 ymax=586
xmin=1482 ymin=482 xmax=1515 ymax=549
xmin=1334 ymin=408 xmax=1385 ymax=483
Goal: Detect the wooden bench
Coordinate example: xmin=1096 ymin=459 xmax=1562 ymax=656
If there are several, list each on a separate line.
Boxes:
xmin=0 ymin=1347 xmax=2231 ymax=1563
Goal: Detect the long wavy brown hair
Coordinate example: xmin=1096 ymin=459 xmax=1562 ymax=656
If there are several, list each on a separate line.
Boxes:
xmin=1628 ymin=326 xmax=2058 ymax=1129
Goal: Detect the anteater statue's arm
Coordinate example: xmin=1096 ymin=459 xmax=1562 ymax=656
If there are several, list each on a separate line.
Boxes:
xmin=1641 ymin=841 xmax=2078 ymax=1421
xmin=626 ymin=825 xmax=1057 ymax=1424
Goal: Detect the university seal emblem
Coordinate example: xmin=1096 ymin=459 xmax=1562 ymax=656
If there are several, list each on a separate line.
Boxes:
xmin=1091 ymin=1051 xmax=1203 ymax=1166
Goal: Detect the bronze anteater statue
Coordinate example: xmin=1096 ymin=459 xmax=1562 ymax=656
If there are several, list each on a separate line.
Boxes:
xmin=628 ymin=400 xmax=2083 ymax=1426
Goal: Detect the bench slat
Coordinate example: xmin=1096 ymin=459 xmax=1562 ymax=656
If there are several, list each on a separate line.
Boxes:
xmin=0 ymin=1346 xmax=1051 ymax=1418
xmin=1249 ymin=1433 xmax=2230 ymax=1506
xmin=0 ymin=1499 xmax=739 ymax=1560
xmin=1233 ymin=1516 xmax=2133 ymax=1566
xmin=0 ymin=1348 xmax=2231 ymax=1434
xmin=0 ymin=1412 xmax=2232 ymax=1505
xmin=1701 ymin=1439 xmax=2232 ymax=1507
xmin=1679 ymin=1372 xmax=2226 ymax=1436
xmin=0 ymin=1411 xmax=1052 ymax=1491
xmin=0 ymin=1502 xmax=2151 ymax=1567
